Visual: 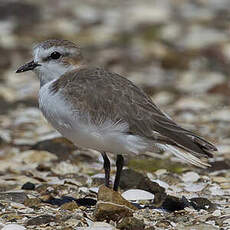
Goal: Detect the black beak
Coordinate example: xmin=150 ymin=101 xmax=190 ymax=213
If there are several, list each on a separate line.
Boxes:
xmin=16 ymin=60 xmax=41 ymax=73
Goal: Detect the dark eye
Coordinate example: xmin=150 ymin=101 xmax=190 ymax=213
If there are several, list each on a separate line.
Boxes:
xmin=50 ymin=51 xmax=61 ymax=59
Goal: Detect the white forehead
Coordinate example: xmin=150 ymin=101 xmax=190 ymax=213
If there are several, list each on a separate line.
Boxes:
xmin=33 ymin=46 xmax=76 ymax=62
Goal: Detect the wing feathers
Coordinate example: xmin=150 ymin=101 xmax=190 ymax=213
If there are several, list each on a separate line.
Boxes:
xmin=57 ymin=67 xmax=217 ymax=167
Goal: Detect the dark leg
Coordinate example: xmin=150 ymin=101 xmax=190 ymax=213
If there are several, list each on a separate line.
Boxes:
xmin=113 ymin=154 xmax=124 ymax=191
xmin=101 ymin=152 xmax=110 ymax=187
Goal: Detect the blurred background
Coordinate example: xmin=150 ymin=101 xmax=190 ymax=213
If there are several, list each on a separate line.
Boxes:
xmin=0 ymin=0 xmax=230 ymax=228
xmin=1 ymin=0 xmax=230 ymax=158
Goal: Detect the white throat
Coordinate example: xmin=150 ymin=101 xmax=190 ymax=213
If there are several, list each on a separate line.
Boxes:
xmin=33 ymin=62 xmax=75 ymax=87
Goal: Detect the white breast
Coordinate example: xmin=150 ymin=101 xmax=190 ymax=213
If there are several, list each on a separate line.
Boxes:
xmin=38 ymin=81 xmax=149 ymax=155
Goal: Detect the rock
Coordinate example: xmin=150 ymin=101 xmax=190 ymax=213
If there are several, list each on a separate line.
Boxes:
xmin=190 ymin=197 xmax=216 ymax=211
xmin=11 ymin=202 xmax=27 ymax=209
xmin=26 ymin=215 xmax=57 ymax=226
xmin=0 ymin=202 xmax=5 ymax=209
xmin=2 ymin=224 xmax=26 ymax=230
xmin=94 ymin=202 xmax=134 ymax=222
xmin=97 ymin=185 xmax=137 ymax=210
xmin=1 ymin=213 xmax=22 ymax=222
xmin=24 ymin=198 xmax=41 ymax=208
xmin=17 ymin=150 xmax=57 ymax=164
xmin=43 ymin=195 xmax=96 ymax=207
xmin=120 ymin=169 xmax=145 ymax=190
xmin=91 ymin=173 xmax=107 ymax=187
xmin=117 ymin=217 xmax=145 ymax=230
xmin=0 ymin=192 xmax=28 ymax=203
xmin=31 ymin=137 xmax=76 ymax=160
xmin=122 ymin=189 xmax=154 ymax=201
xmin=176 ymin=223 xmax=218 ymax=230
xmin=94 ymin=185 xmax=137 ymax=221
xmin=21 ymin=182 xmax=35 ymax=190
xmin=51 ymin=161 xmax=79 ymax=175
xmin=120 ymin=169 xmax=166 ymax=207
xmin=162 ymin=195 xmax=189 ymax=212
xmin=75 ymin=197 xmax=97 ymax=207
xmin=0 ymin=184 xmax=17 ymax=192
xmin=155 ymin=220 xmax=172 ymax=229
xmin=60 ymin=201 xmax=79 ymax=211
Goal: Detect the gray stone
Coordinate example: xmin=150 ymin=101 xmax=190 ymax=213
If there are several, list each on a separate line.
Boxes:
xmin=26 ymin=215 xmax=56 ymax=226
xmin=0 ymin=192 xmax=28 ymax=203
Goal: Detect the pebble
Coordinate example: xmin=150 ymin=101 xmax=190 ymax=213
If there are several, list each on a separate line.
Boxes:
xmin=209 ymin=185 xmax=225 ymax=196
xmin=0 ymin=192 xmax=28 ymax=203
xmin=182 ymin=172 xmax=200 ymax=183
xmin=151 ymin=179 xmax=169 ymax=190
xmin=89 ymin=187 xmax=99 ymax=194
xmin=184 ymin=183 xmax=206 ymax=192
xmin=120 ymin=169 xmax=166 ymax=207
xmin=161 ymin=195 xmax=189 ymax=212
xmin=51 ymin=161 xmax=79 ymax=175
xmin=60 ymin=201 xmax=79 ymax=211
xmin=26 ymin=214 xmax=56 ymax=226
xmin=122 ymin=189 xmax=154 ymax=201
xmin=117 ymin=217 xmax=145 ymax=230
xmin=79 ymin=222 xmax=116 ymax=230
xmin=16 ymin=150 xmax=57 ymax=165
xmin=24 ymin=198 xmax=41 ymax=208
xmin=190 ymin=197 xmax=216 ymax=211
xmin=212 ymin=209 xmax=221 ymax=217
xmin=2 ymin=224 xmax=26 ymax=230
xmin=31 ymin=137 xmax=76 ymax=160
xmin=21 ymin=182 xmax=35 ymax=190
xmin=94 ymin=185 xmax=137 ymax=221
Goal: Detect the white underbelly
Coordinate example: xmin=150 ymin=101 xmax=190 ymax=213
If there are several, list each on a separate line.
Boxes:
xmin=38 ymin=81 xmax=149 ymax=155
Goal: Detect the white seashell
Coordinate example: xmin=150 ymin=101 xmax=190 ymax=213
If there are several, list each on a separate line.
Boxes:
xmin=182 ymin=172 xmax=200 ymax=183
xmin=2 ymin=224 xmax=26 ymax=230
xmin=79 ymin=187 xmax=89 ymax=193
xmin=152 ymin=179 xmax=169 ymax=189
xmin=122 ymin=189 xmax=154 ymax=201
xmin=91 ymin=173 xmax=106 ymax=178
xmin=81 ymin=221 xmax=116 ymax=230
xmin=89 ymin=187 xmax=99 ymax=193
xmin=184 ymin=183 xmax=206 ymax=192
xmin=209 ymin=185 xmax=225 ymax=196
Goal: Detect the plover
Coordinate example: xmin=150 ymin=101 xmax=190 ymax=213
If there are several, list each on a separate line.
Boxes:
xmin=16 ymin=39 xmax=217 ymax=191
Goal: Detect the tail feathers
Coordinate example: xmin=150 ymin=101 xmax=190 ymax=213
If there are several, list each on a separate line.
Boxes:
xmin=188 ymin=134 xmax=217 ymax=155
xmin=157 ymin=144 xmax=211 ymax=168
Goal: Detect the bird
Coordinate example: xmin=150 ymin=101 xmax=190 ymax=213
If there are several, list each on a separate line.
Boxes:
xmin=16 ymin=39 xmax=217 ymax=191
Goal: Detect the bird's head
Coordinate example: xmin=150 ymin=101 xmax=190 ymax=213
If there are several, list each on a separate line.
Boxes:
xmin=16 ymin=39 xmax=84 ymax=86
